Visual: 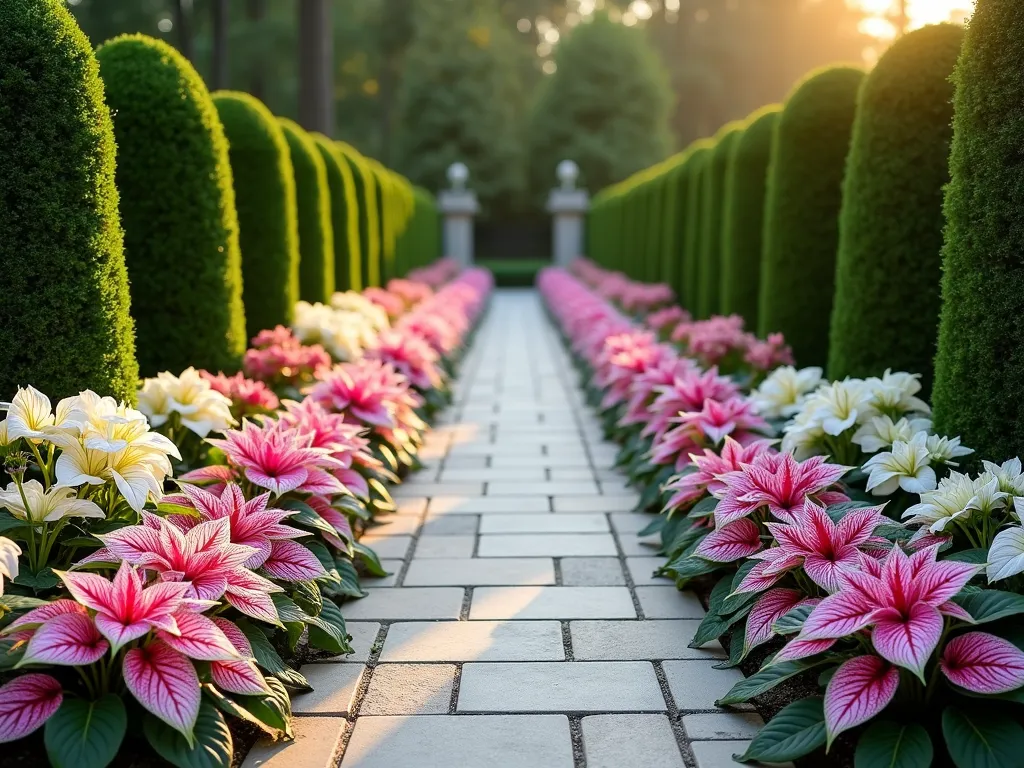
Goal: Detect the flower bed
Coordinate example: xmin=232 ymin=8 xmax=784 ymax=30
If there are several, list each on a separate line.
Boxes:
xmin=540 ymin=260 xmax=1024 ymax=768
xmin=0 ymin=267 xmax=492 ymax=767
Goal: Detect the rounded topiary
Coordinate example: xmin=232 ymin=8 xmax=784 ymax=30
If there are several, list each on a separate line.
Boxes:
xmin=720 ymin=105 xmax=781 ymax=329
xmin=0 ymin=0 xmax=138 ymax=402
xmin=932 ymin=1 xmax=1024 ymax=462
xmin=312 ymin=133 xmax=361 ymax=291
xmin=682 ymin=145 xmax=712 ymax=313
xmin=213 ymin=91 xmax=299 ymax=337
xmin=279 ymin=118 xmax=335 ymax=303
xmin=698 ymin=123 xmax=744 ymax=319
xmin=758 ymin=65 xmax=865 ymax=367
xmin=97 ymin=34 xmax=246 ymax=378
xmin=829 ymin=25 xmax=963 ymax=392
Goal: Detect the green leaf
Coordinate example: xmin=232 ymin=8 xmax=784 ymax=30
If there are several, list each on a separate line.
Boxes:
xmin=0 ymin=594 xmax=48 ymax=611
xmin=304 ymin=539 xmax=342 ymax=582
xmin=638 ymin=515 xmax=666 ymax=538
xmin=664 ymin=554 xmax=717 ymax=580
xmin=773 ymin=601 xmax=817 ymax=635
xmin=718 ymin=659 xmax=823 ymax=706
xmin=721 ymin=561 xmax=760 ymax=614
xmin=720 ymin=623 xmax=746 ymax=668
xmin=0 ymin=511 xmax=29 ymax=533
xmin=690 ymin=576 xmax=733 ymax=647
xmin=144 ymin=700 xmax=232 ymax=768
xmin=14 ymin=565 xmax=59 ymax=591
xmin=203 ymin=684 xmax=291 ymax=739
xmin=953 ymin=590 xmax=1024 ymax=624
xmin=688 ymin=495 xmax=719 ymax=519
xmin=353 ymin=541 xmax=387 ymax=577
xmin=739 ymin=697 xmax=826 ymax=763
xmin=942 ymin=706 xmax=1024 ymax=768
xmin=334 ymin=557 xmax=367 ymax=598
xmin=944 ymin=548 xmax=989 ymax=564
xmin=291 ymin=579 xmax=323 ymax=616
xmin=825 ymin=500 xmax=872 ymax=522
xmin=307 ymin=599 xmax=352 ymax=655
xmin=44 ymin=695 xmax=126 ymax=768
xmin=855 ymin=721 xmax=933 ymax=768
xmin=276 ymin=499 xmax=337 ymax=537
xmin=236 ymin=619 xmax=310 ymax=692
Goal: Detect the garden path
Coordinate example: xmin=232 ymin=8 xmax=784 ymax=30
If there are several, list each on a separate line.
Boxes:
xmin=244 ymin=289 xmax=780 ymax=768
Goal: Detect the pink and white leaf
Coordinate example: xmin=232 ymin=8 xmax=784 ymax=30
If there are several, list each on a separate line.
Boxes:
xmin=800 ymin=590 xmax=878 ymax=641
xmin=824 ymin=655 xmax=899 ymax=744
xmin=940 ymin=632 xmax=1024 ymax=694
xmin=3 ymin=599 xmax=86 ymax=636
xmin=158 ymin=610 xmax=240 ymax=662
xmin=19 ymin=613 xmax=108 ymax=667
xmin=871 ymin=603 xmax=943 ymax=679
xmin=773 ymin=636 xmax=838 ymax=663
xmin=694 ymin=519 xmax=763 ymax=563
xmin=0 ymin=674 xmax=63 ymax=743
xmin=211 ymin=659 xmax=271 ymax=695
xmin=123 ymin=641 xmax=201 ymax=741
xmin=261 ymin=540 xmax=327 ymax=582
xmin=744 ymin=589 xmax=804 ymax=652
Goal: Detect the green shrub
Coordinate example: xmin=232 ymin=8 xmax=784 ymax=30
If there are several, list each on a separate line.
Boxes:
xmin=758 ymin=65 xmax=865 ymax=367
xmin=720 ymin=105 xmax=781 ymax=329
xmin=0 ymin=0 xmax=138 ymax=402
xmin=97 ymin=35 xmax=246 ymax=377
xmin=213 ymin=91 xmax=299 ymax=337
xmin=312 ymin=133 xmax=361 ymax=292
xmin=337 ymin=142 xmax=380 ymax=289
xmin=698 ymin=124 xmax=744 ymax=319
xmin=660 ymin=157 xmax=687 ymax=296
xmin=279 ymin=118 xmax=334 ymax=303
xmin=682 ymin=145 xmax=712 ymax=313
xmin=829 ymin=25 xmax=963 ymax=392
xmin=932 ymin=1 xmax=1024 ymax=461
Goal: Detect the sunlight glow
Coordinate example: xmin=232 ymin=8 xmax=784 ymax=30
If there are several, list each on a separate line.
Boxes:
xmin=849 ymin=0 xmax=975 ymax=35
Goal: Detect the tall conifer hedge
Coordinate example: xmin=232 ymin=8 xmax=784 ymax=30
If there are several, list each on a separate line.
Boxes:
xmin=312 ymin=134 xmax=361 ymax=292
xmin=698 ymin=124 xmax=743 ymax=319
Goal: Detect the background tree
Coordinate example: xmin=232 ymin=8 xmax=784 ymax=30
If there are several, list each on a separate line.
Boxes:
xmin=0 ymin=0 xmax=138 ymax=401
xmin=527 ymin=13 xmax=673 ymax=205
xmin=393 ymin=0 xmax=526 ymax=217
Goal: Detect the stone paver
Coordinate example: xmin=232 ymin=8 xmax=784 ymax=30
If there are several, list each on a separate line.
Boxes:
xmin=319 ymin=292 xmax=750 ymax=767
xmin=478 ymin=532 xmax=617 ymax=557
xmin=360 ymin=664 xmax=456 ymax=715
xmin=380 ymin=621 xmax=565 ymax=662
xmin=470 ymin=586 xmax=637 ymax=619
xmin=404 ymin=558 xmax=554 ymax=586
xmin=341 ymin=716 xmax=574 ymax=767
xmin=458 ymin=662 xmax=665 ymax=712
xmin=581 ymin=715 xmax=685 ymax=768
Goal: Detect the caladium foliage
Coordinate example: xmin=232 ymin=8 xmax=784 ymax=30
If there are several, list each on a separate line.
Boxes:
xmin=0 ymin=673 xmax=64 ymax=743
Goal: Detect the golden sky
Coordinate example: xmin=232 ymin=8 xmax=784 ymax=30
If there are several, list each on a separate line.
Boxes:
xmin=850 ymin=0 xmax=974 ymax=40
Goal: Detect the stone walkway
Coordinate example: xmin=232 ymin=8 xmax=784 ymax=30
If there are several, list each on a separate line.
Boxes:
xmin=245 ymin=290 xmax=775 ymax=768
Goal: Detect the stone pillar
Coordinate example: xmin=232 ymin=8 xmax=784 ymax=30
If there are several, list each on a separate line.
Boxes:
xmin=546 ymin=160 xmax=589 ymax=267
xmin=438 ymin=162 xmax=479 ymax=266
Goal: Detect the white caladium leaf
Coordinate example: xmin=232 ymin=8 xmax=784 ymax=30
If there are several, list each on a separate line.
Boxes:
xmin=987 ymin=525 xmax=1024 ymax=582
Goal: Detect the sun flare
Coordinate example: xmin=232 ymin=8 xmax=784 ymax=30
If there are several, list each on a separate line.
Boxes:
xmin=850 ymin=0 xmax=975 ymax=40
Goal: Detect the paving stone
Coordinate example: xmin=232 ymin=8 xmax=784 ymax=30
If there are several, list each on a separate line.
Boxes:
xmin=360 ymin=559 xmax=403 ymax=588
xmin=394 ymin=497 xmax=427 ymax=516
xmin=393 ymin=482 xmax=485 ymax=498
xmin=291 ymin=664 xmax=365 ymax=714
xmin=559 ymin=557 xmax=626 ymax=586
xmin=627 ymin=556 xmax=672 ymax=586
xmin=242 ymin=716 xmax=346 ymax=768
xmin=413 ymin=535 xmax=476 ymax=558
xmin=325 ymin=622 xmax=381 ymax=663
xmin=341 ymin=715 xmax=574 ymax=767
xmin=479 ymin=514 xmax=609 ymax=534
xmin=404 ymin=558 xmax=554 ymax=586
xmin=490 ymin=454 xmax=592 ymax=469
xmin=380 ymin=620 xmax=565 ymax=662
xmin=690 ymin=741 xmax=794 ymax=768
xmin=440 ymin=456 xmax=489 ymax=470
xmin=548 ymin=468 xmax=598 ymax=482
xmin=428 ymin=495 xmax=550 ymax=515
xmin=683 ymin=712 xmax=765 ymax=740
xmin=447 ymin=443 xmax=543 ymax=458
xmin=553 ymin=495 xmax=639 ymax=513
xmin=609 ymin=512 xmax=660 ymax=534
xmin=618 ymin=533 xmax=662 ymax=556
xmin=571 ymin=621 xmax=724 ymax=660
xmin=663 ymin=661 xmax=755 ymax=710
xmin=458 ymin=662 xmax=665 ymax=712
xmin=360 ymin=664 xmax=456 ymax=715
xmin=478 ymin=533 xmax=617 ymax=557
xmin=420 ymin=514 xmax=479 ymax=535
xmin=636 ymin=586 xmax=706 ymax=619
xmin=440 ymin=468 xmax=546 ymax=482
xmin=359 ymin=535 xmax=413 ymax=560
xmin=365 ymin=516 xmax=421 ymax=536
xmin=488 ymin=481 xmax=599 ymax=496
xmin=340 ymin=588 xmax=464 ymax=620
xmin=581 ymin=714 xmax=685 ymax=768
xmin=470 ymin=586 xmax=636 ymax=619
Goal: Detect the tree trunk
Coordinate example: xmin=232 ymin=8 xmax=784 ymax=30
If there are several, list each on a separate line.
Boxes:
xmin=173 ymin=0 xmax=193 ymax=62
xmin=247 ymin=0 xmax=267 ymax=100
xmin=298 ymin=0 xmax=334 ymax=136
xmin=211 ymin=0 xmax=229 ymax=90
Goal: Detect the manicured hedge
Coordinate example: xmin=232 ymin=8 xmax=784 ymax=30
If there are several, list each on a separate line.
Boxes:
xmin=97 ymin=34 xmax=246 ymax=377
xmin=312 ymin=133 xmax=361 ymax=291
xmin=758 ymin=65 xmax=865 ymax=367
xmin=828 ymin=25 xmax=963 ymax=392
xmin=933 ymin=0 xmax=1024 ymax=462
xmin=338 ymin=142 xmax=381 ymax=289
xmin=682 ymin=145 xmax=712 ymax=312
xmin=720 ymin=105 xmax=781 ymax=329
xmin=660 ymin=157 xmax=687 ymax=297
xmin=0 ymin=0 xmax=138 ymax=401
xmin=698 ymin=124 xmax=743 ymax=319
xmin=279 ymin=118 xmax=335 ymax=303
xmin=213 ymin=91 xmax=299 ymax=337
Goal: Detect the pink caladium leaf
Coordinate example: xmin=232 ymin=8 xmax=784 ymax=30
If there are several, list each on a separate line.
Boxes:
xmin=940 ymin=632 xmax=1024 ymax=694
xmin=0 ymin=674 xmax=63 ymax=743
xmin=871 ymin=603 xmax=943 ymax=679
xmin=2 ymin=599 xmax=86 ymax=640
xmin=799 ymin=585 xmax=878 ymax=641
xmin=694 ymin=519 xmax=763 ymax=563
xmin=744 ymin=589 xmax=805 ymax=652
xmin=824 ymin=655 xmax=899 ymax=746
xmin=18 ymin=613 xmax=108 ymax=667
xmin=158 ymin=610 xmax=240 ymax=662
xmin=261 ymin=540 xmax=327 ymax=582
xmin=209 ymin=617 xmax=271 ymax=695
xmin=773 ymin=637 xmax=838 ymax=663
xmin=123 ymin=640 xmax=201 ymax=741
xmin=735 ymin=558 xmax=787 ymax=594
xmin=224 ymin=585 xmax=282 ymax=626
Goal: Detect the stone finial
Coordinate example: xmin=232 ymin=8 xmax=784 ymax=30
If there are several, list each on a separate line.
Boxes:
xmin=556 ymin=159 xmax=579 ymax=191
xmin=447 ymin=161 xmax=469 ymax=191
